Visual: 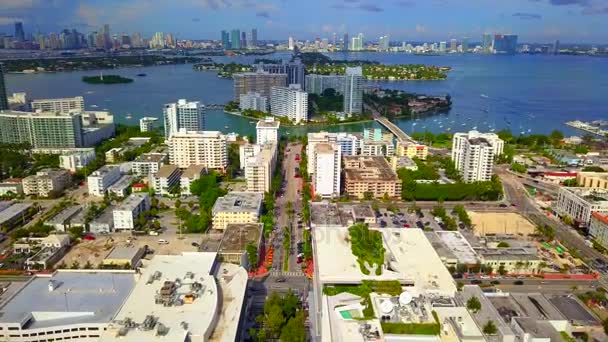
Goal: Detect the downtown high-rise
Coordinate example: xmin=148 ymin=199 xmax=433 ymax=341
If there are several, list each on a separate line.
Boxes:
xmin=343 ymin=67 xmax=363 ymax=114
xmin=163 ymin=99 xmax=205 ymax=138
xmin=0 ymin=64 xmax=8 ymax=110
xmin=230 ymin=29 xmax=241 ymax=49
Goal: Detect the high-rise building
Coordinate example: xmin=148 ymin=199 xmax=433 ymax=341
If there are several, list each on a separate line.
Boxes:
xmin=553 ymin=40 xmax=560 ymax=55
xmin=31 ymin=96 xmax=85 ymax=114
xmin=451 ymin=131 xmax=504 ymax=183
xmin=270 ymin=85 xmax=308 ymax=123
xmin=287 ymin=58 xmax=305 ymax=89
xmin=245 ymin=143 xmax=277 ymax=193
xmin=162 ymin=99 xmax=205 ymax=138
xmin=0 ymin=64 xmax=8 ymax=110
xmin=256 ymin=117 xmax=279 ymax=145
xmin=493 ymin=34 xmax=518 ymax=54
xmin=439 ymin=41 xmax=447 ymax=53
xmin=231 ymin=29 xmax=241 ymax=49
xmin=233 ymin=71 xmax=287 ymax=102
xmin=313 ymin=143 xmax=341 ymax=198
xmin=102 ymin=24 xmax=111 ymax=49
xmin=306 ymin=131 xmax=359 ymax=174
xmin=139 ymin=117 xmax=158 ymax=132
xmin=450 ymin=39 xmax=458 ymax=52
xmin=251 ymin=28 xmax=258 ymax=47
xmin=241 ymin=31 xmax=247 ymax=49
xmin=150 ymin=32 xmax=164 ymax=49
xmin=167 ymin=130 xmax=227 ymax=169
xmin=0 ymin=111 xmax=84 ymax=148
xmin=461 ymin=37 xmax=470 ymax=53
xmin=14 ymin=22 xmax=25 ymax=42
xmin=378 ymin=35 xmax=390 ymax=51
xmin=221 ymin=30 xmax=230 ymax=49
xmin=332 ymin=32 xmax=337 ymax=48
xmin=288 ymin=36 xmax=295 ymax=50
xmin=131 ymin=32 xmax=143 ymax=48
xmin=343 ymin=66 xmax=363 ymax=114
xmin=357 ymin=33 xmax=365 ymax=50
xmin=482 ymin=33 xmax=493 ymax=53
xmin=342 ymin=33 xmax=349 ymax=50
xmin=239 ymin=92 xmax=268 ymax=112
xmin=305 ymin=74 xmax=345 ymax=95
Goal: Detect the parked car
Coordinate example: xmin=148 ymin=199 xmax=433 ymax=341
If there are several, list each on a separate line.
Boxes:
xmin=83 ymin=235 xmax=95 ymax=241
xmin=157 ymin=239 xmax=169 ymax=244
xmin=514 ymin=280 xmax=524 ymax=285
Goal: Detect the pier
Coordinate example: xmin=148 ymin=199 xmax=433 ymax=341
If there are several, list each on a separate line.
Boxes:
xmin=565 ymin=120 xmax=608 ymax=138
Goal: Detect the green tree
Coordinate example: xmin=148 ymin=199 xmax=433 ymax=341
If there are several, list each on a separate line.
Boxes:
xmin=266 ymin=304 xmax=286 ymax=337
xmin=483 ymin=320 xmax=497 ymax=335
xmin=68 ymin=226 xmax=84 ymax=239
xmin=603 ymin=318 xmax=608 ymax=335
xmin=246 ymin=242 xmax=258 ymax=271
xmin=467 ymin=296 xmax=481 ymax=313
xmin=497 ymin=242 xmax=510 ymax=248
xmin=498 ymin=265 xmax=507 ymax=275
xmin=280 ymin=311 xmax=306 ymax=342
xmin=549 ymin=130 xmax=564 ymax=146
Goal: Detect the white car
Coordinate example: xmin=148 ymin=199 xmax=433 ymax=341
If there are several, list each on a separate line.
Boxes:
xmin=157 ymin=239 xmax=169 ymax=244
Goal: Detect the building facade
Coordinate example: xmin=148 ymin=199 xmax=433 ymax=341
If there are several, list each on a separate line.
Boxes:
xmin=0 ymin=110 xmax=84 ymax=148
xmin=212 ymin=192 xmax=263 ymax=230
xmin=577 ymin=172 xmax=608 ymax=189
xmin=305 ymin=74 xmax=345 ymax=95
xmin=452 ymin=131 xmax=504 ymax=183
xmin=555 ymin=188 xmax=608 ymax=226
xmin=168 ymin=130 xmax=228 ymax=169
xmin=270 ymin=85 xmax=308 ymax=123
xmin=343 ymin=66 xmax=363 ymax=114
xmin=307 ymin=131 xmax=359 ymax=174
xmin=22 ymin=169 xmax=71 ymax=198
xmin=180 ymin=164 xmax=205 ymax=196
xmin=151 ymin=165 xmax=181 ymax=196
xmin=590 ymin=212 xmax=608 ymax=250
xmin=343 ymin=156 xmax=402 ymax=199
xmin=0 ymin=63 xmax=8 ymax=110
xmin=31 ymin=96 xmax=85 ymax=114
xmin=131 ymin=153 xmax=168 ymax=176
xmin=113 ymin=193 xmax=151 ymax=230
xmin=233 ymin=71 xmax=287 ymax=102
xmin=139 ymin=117 xmax=158 ymax=132
xmin=255 ymin=117 xmax=279 ymax=145
xmin=397 ymin=142 xmax=428 ymax=160
xmin=87 ymin=165 xmax=122 ymax=197
xmin=313 ymin=143 xmax=341 ymax=198
xmin=239 ymin=92 xmax=268 ymax=112
xmin=245 ymin=143 xmax=277 ymax=193
xmin=59 ymin=149 xmax=96 ymax=172
xmin=162 ymin=99 xmax=205 ymax=139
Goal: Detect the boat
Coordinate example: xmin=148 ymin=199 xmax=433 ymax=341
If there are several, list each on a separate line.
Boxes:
xmin=224 ymin=125 xmax=229 ymax=129
xmin=125 ymin=113 xmax=133 ymax=119
xmin=472 ymin=126 xmax=477 ymax=130
xmin=90 ymin=104 xmax=98 ymax=108
xmin=86 ymin=91 xmax=94 ymax=94
xmin=461 ymin=123 xmax=466 ymax=126
xmin=490 ymin=128 xmax=495 ymax=132
xmin=136 ymin=73 xmax=147 ymax=77
xmin=480 ymin=94 xmax=489 ymax=99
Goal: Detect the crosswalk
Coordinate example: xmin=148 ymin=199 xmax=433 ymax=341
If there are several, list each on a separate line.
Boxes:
xmin=270 ymin=270 xmax=304 ymax=278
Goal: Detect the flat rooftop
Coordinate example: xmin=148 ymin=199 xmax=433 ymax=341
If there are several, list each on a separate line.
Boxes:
xmin=310 ymin=202 xmax=376 ymax=227
xmin=343 ymin=156 xmax=399 ymax=182
xmin=546 ymin=294 xmax=599 ymax=326
xmin=562 ymin=187 xmax=608 ymax=202
xmin=0 ymin=271 xmax=135 ymax=329
xmin=135 ymin=153 xmax=167 ymax=163
xmin=218 ymin=223 xmax=262 ymax=253
xmin=212 ymin=192 xmax=263 ymax=214
xmin=90 ymin=165 xmax=120 ymax=177
xmin=45 ymin=205 xmax=83 ymax=225
xmin=115 ymin=193 xmax=149 ymax=212
xmin=470 ymin=212 xmax=536 ymax=236
xmin=108 ymin=175 xmax=133 ymax=191
xmin=475 ymin=247 xmax=540 ymax=261
xmin=155 ymin=165 xmax=180 ymax=179
xmin=256 ymin=118 xmax=280 ymax=128
xmin=181 ymin=164 xmax=205 ymax=179
xmin=435 ymin=231 xmax=479 ymax=264
xmin=314 ymin=227 xmax=455 ymax=296
xmin=0 ymin=202 xmax=33 ymax=225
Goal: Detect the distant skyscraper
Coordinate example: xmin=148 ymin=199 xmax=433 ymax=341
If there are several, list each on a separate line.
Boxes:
xmin=379 ymin=35 xmax=390 ymax=51
xmin=357 ymin=33 xmax=365 ymax=50
xmin=493 ymin=34 xmax=518 ymax=54
xmin=288 ymin=36 xmax=295 ymax=50
xmin=342 ymin=33 xmax=349 ymax=50
xmin=439 ymin=41 xmax=447 ymax=53
xmin=0 ymin=64 xmax=8 ymax=110
xmin=241 ymin=31 xmax=247 ymax=49
xmin=14 ymin=22 xmax=25 ymax=42
xmin=450 ymin=39 xmax=458 ymax=52
xmin=482 ymin=33 xmax=493 ymax=53
xmin=221 ymin=30 xmax=230 ymax=49
xmin=343 ymin=67 xmax=363 ymax=114
xmin=461 ymin=37 xmax=470 ymax=53
xmin=102 ymin=24 xmax=111 ymax=49
xmin=151 ymin=32 xmax=164 ymax=49
xmin=332 ymin=33 xmax=337 ymax=48
xmin=553 ymin=40 xmax=560 ymax=55
xmin=251 ymin=28 xmax=258 ymax=47
xmin=230 ymin=29 xmax=241 ymax=49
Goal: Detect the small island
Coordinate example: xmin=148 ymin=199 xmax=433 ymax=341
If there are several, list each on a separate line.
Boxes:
xmin=82 ymin=75 xmax=134 ymax=84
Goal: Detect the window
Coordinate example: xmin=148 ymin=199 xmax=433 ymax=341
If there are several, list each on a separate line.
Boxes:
xmin=88 ymin=327 xmax=99 ymax=331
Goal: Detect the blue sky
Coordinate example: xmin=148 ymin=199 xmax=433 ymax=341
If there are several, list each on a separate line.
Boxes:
xmin=1 ymin=0 xmax=607 ymax=43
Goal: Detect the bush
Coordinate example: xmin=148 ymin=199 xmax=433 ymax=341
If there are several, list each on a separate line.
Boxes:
xmin=381 ymin=322 xmax=440 ymax=335
xmin=348 ymin=224 xmax=385 ymax=275
xmin=467 ymin=296 xmax=481 ymax=313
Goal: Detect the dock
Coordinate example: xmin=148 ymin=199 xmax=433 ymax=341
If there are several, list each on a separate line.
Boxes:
xmin=565 ymin=120 xmax=608 ymax=138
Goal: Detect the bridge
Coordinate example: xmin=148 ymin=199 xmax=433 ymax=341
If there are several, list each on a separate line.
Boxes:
xmin=374 ymin=116 xmax=417 ymax=144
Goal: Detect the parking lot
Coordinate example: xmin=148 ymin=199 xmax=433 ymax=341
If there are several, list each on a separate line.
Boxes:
xmin=375 ymin=208 xmax=443 ymax=231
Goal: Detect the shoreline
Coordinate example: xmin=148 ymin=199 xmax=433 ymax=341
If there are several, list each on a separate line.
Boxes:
xmin=222 ymin=110 xmax=374 ymax=128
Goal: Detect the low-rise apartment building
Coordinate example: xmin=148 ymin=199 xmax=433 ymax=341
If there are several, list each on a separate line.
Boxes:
xmin=150 ymin=165 xmax=181 ymax=196
xmin=343 ymin=156 xmax=402 ymax=199
xmin=180 ymin=164 xmax=205 ymax=196
xmin=131 ymin=152 xmax=168 ymax=176
xmin=87 ymin=165 xmax=122 ymax=197
xmin=590 ymin=212 xmax=608 ymax=250
xmin=59 ymin=148 xmax=96 ymax=171
xmin=168 ymin=130 xmax=227 ymax=169
xmin=0 ymin=178 xmax=23 ymax=196
xmin=555 ymin=187 xmax=608 ymax=226
xmin=397 ymin=141 xmax=428 ymax=160
xmin=218 ymin=223 xmax=263 ymax=269
xmin=577 ymin=172 xmax=608 ymax=189
xmin=212 ymin=192 xmax=263 ymax=230
xmin=22 ymin=169 xmax=71 ymax=198
xmin=112 ymin=193 xmax=151 ymax=230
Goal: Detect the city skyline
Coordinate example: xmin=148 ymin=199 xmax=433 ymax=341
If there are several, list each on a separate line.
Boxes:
xmin=0 ymin=0 xmax=607 ymax=43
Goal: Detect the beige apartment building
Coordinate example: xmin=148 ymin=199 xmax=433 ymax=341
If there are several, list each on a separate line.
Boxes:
xmin=211 ymin=192 xmax=263 ymax=230
xmin=577 ymin=172 xmax=608 ymax=189
xmin=245 ymin=143 xmax=277 ymax=193
xmin=22 ymin=169 xmax=71 ymax=198
xmin=397 ymin=141 xmax=429 ymax=160
xmin=343 ymin=156 xmax=402 ymax=199
xmin=233 ymin=71 xmax=287 ymax=102
xmin=168 ymin=130 xmax=227 ymax=169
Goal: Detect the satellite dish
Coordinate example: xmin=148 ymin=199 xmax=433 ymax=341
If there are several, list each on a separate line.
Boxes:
xmin=399 ymin=291 xmax=412 ymax=306
xmin=380 ymin=300 xmax=394 ymax=314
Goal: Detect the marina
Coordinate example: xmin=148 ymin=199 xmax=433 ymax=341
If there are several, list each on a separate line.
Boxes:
xmin=565 ymin=120 xmax=608 ymax=138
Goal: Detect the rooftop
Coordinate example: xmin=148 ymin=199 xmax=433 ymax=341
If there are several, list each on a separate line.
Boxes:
xmin=212 ymin=192 xmax=263 ymax=214
xmin=115 ymin=193 xmax=149 ymax=212
xmin=562 ymin=187 xmax=608 ymax=202
xmin=134 ymin=153 xmax=168 ymax=164
xmin=310 ymin=202 xmax=376 ymax=228
xmin=0 ymin=271 xmax=135 ymax=329
xmin=434 ymin=231 xmax=479 ymax=264
xmin=90 ymin=165 xmax=120 ymax=177
xmin=155 ymin=165 xmax=181 ymax=179
xmin=45 ymin=205 xmax=83 ymax=226
xmin=343 ymin=156 xmax=399 ymax=182
xmin=108 ymin=175 xmax=134 ymax=191
xmin=256 ymin=117 xmax=280 ymax=129
xmin=475 ymin=247 xmax=540 ymax=261
xmin=218 ymin=223 xmax=262 ymax=253
xmin=314 ymin=227 xmax=455 ymax=296
xmin=105 ymin=247 xmax=143 ymax=261
xmin=181 ymin=164 xmax=205 ymax=179
xmin=0 ymin=202 xmax=34 ymax=224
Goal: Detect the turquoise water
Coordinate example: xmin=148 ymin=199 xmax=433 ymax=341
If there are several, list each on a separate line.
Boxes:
xmin=6 ymin=52 xmax=608 ymax=136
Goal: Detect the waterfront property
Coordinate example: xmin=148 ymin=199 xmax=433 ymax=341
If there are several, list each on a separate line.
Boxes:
xmin=167 ymin=130 xmax=227 ymax=169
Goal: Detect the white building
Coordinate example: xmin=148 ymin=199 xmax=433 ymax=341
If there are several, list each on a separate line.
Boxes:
xmin=239 ymin=92 xmax=268 ymax=112
xmin=139 ymin=116 xmax=158 ymax=132
xmin=245 ymin=143 xmax=278 ymax=193
xmin=313 ymin=143 xmax=341 ymax=198
xmin=22 ymin=169 xmax=71 ymax=198
xmin=31 ymin=96 xmax=85 ymax=114
xmin=168 ymin=130 xmax=228 ymax=169
xmin=59 ymin=149 xmax=96 ymax=172
xmin=452 ymin=131 xmax=504 ymax=183
xmin=87 ymin=165 xmax=122 ymax=197
xmin=555 ymin=188 xmax=608 ymax=226
xmin=239 ymin=143 xmax=261 ymax=170
xmin=112 ymin=193 xmax=151 ymax=230
xmin=343 ymin=66 xmax=363 ymax=114
xmin=305 ymin=74 xmax=345 ymax=95
xmin=590 ymin=212 xmax=608 ymax=250
xmin=270 ymin=85 xmax=308 ymax=123
xmin=163 ymin=99 xmax=205 ymax=138
xmin=256 ymin=117 xmax=280 ymax=145
xmin=150 ymin=165 xmax=181 ymax=196
xmin=180 ymin=164 xmax=205 ymax=196
xmin=307 ymin=131 xmax=359 ymax=174
xmin=131 ymin=152 xmax=168 ymax=176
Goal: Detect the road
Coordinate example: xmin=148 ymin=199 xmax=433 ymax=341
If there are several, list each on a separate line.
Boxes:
xmin=497 ymin=168 xmax=608 ymax=289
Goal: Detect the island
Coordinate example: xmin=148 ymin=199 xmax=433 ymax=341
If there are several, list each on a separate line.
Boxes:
xmin=364 ymin=89 xmax=452 ymax=120
xmin=82 ymin=75 xmax=133 ymax=84
xmin=194 ymin=52 xmax=450 ymax=81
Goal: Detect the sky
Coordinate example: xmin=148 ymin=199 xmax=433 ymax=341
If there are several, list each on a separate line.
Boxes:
xmin=0 ymin=0 xmax=607 ymax=43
